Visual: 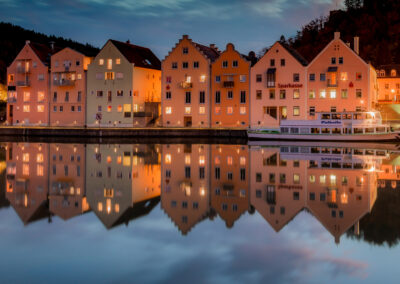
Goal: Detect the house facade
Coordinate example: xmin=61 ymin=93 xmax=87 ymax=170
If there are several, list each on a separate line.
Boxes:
xmin=376 ymin=65 xmax=400 ymax=103
xmin=211 ymin=43 xmax=251 ymax=128
xmin=86 ymin=40 xmax=161 ymax=127
xmin=250 ymin=41 xmax=308 ymax=129
xmin=162 ymin=35 xmax=219 ymax=127
xmin=50 ymin=48 xmax=93 ymax=126
xmin=6 ymin=41 xmax=56 ymax=126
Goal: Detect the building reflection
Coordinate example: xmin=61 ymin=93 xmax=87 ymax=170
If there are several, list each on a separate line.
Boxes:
xmin=85 ymin=144 xmax=161 ymax=229
xmin=3 ymin=142 xmax=393 ymax=243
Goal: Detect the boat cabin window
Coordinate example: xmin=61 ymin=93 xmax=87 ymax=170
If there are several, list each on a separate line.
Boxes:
xmin=342 ymin=163 xmax=352 ymax=168
xmin=354 ymin=128 xmax=364 ymax=134
xmin=376 ymin=151 xmax=386 ymax=156
xmin=365 ymin=150 xmax=374 ymax=155
xmin=290 ymin=128 xmax=299 ymax=134
xmin=332 ymin=148 xmax=341 ymax=154
xmin=310 ymin=160 xmax=318 ymax=167
xmin=376 ymin=127 xmax=385 ymax=133
xmin=281 ymin=127 xmax=289 ymax=133
xmin=365 ymin=113 xmax=374 ymax=119
xmin=365 ymin=127 xmax=375 ymax=133
xmin=332 ymin=162 xmax=341 ymax=168
xmin=311 ymin=147 xmax=320 ymax=153
xmin=354 ymin=149 xmax=363 ymax=155
xmin=300 ymin=128 xmax=309 ymax=134
xmin=321 ymin=114 xmax=331 ymax=120
xmin=321 ymin=148 xmax=330 ymax=154
xmin=331 ymin=113 xmax=341 ymax=120
xmin=321 ymin=162 xmax=330 ymax=168
xmin=311 ymin=128 xmax=320 ymax=134
xmin=332 ymin=128 xmax=341 ymax=134
xmin=353 ymin=113 xmax=362 ymax=120
xmin=342 ymin=114 xmax=352 ymax=120
xmin=354 ymin=163 xmax=363 ymax=169
xmin=321 ymin=128 xmax=330 ymax=134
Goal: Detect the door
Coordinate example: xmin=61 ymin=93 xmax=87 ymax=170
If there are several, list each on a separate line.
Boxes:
xmin=184 ymin=116 xmax=192 ymax=127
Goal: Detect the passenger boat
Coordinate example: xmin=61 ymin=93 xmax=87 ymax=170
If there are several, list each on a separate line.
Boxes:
xmin=248 ymin=111 xmax=400 ymax=141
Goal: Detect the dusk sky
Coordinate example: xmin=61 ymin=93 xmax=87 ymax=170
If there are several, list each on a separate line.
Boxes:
xmin=1 ymin=0 xmax=344 ymax=58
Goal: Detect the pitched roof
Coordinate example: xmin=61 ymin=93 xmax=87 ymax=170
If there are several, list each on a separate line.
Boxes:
xmin=109 ymin=39 xmax=161 ymax=70
xmin=29 ymin=42 xmax=61 ymax=65
xmin=280 ymin=42 xmax=308 ymax=66
xmin=193 ymin=42 xmax=220 ymax=62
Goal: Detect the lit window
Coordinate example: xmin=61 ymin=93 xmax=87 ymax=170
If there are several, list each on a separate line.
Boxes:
xmin=37 ymin=165 xmax=44 ymax=176
xmin=215 ymin=107 xmax=221 ymax=114
xmin=165 ymin=154 xmax=171 ymax=164
xmin=107 ymin=106 xmax=112 ymax=112
xmin=99 ymin=59 xmax=104 ymax=65
xmin=23 ymin=153 xmax=29 ymax=162
xmin=116 ymin=58 xmax=121 ymax=64
xmin=199 ymin=155 xmax=205 ymax=165
xmin=341 ymin=72 xmax=348 ymax=80
xmin=199 ymin=106 xmax=205 ymax=114
xmin=165 ymin=107 xmax=172 ymax=114
xmin=293 ymin=89 xmax=300 ymax=99
xmin=77 ymin=74 xmax=82 ymax=79
xmin=23 ymin=105 xmax=30 ymax=112
xmin=107 ymin=59 xmax=112 ymax=69
xmin=123 ymin=104 xmax=131 ymax=112
xmin=23 ymin=164 xmax=29 ymax=176
xmin=330 ymin=90 xmax=336 ymax=98
xmin=341 ymin=89 xmax=348 ymax=98
xmin=227 ymin=107 xmax=233 ymax=114
xmin=293 ymin=174 xmax=300 ymax=184
xmin=200 ymin=75 xmax=206 ymax=82
xmin=133 ymin=104 xmax=139 ymax=112
xmin=320 ymin=175 xmax=326 ymax=184
xmin=117 ymin=105 xmax=122 ymax=112
xmin=293 ymin=106 xmax=300 ymax=116
xmin=341 ymin=193 xmax=348 ymax=204
xmin=37 ymin=105 xmax=44 ymax=112
xmin=37 ymin=92 xmax=45 ymax=102
xmin=309 ymin=175 xmax=315 ymax=183
xmin=185 ymin=154 xmax=191 ymax=165
xmin=36 ymin=153 xmax=43 ymax=162
xmin=330 ymin=175 xmax=336 ymax=185
xmin=240 ymin=157 xmax=246 ymax=165
xmin=227 ymin=156 xmax=233 ymax=165
xmin=240 ymin=107 xmax=246 ymax=114
xmin=309 ymin=90 xmax=315 ymax=99
xmin=115 ymin=204 xmax=120 ymax=213
xmin=319 ymin=90 xmax=326 ymax=98
xmin=185 ymin=107 xmax=191 ymax=114
xmin=215 ymin=156 xmax=221 ymax=164
xmin=23 ymin=92 xmax=30 ymax=102
xmin=98 ymin=202 xmax=103 ymax=211
xmin=107 ymin=156 xmax=112 ymax=163
xmin=105 ymin=72 xmax=115 ymax=80
xmin=117 ymin=156 xmax=122 ymax=164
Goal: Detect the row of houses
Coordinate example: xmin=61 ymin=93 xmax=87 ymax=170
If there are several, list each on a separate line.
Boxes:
xmin=5 ymin=142 xmax=381 ymax=243
xmin=6 ymin=32 xmax=400 ymax=128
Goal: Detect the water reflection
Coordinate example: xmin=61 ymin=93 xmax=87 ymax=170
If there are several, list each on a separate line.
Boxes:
xmin=3 ymin=142 xmax=399 ymax=244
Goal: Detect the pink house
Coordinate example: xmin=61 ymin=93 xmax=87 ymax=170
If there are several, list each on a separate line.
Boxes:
xmin=6 ymin=41 xmax=58 ymax=126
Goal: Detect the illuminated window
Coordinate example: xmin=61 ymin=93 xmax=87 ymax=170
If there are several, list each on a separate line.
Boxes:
xmin=36 ymin=153 xmax=43 ymax=162
xmin=37 ymin=91 xmax=45 ymax=102
xmin=240 ymin=107 xmax=246 ymax=114
xmin=293 ymin=106 xmax=300 ymax=116
xmin=105 ymin=72 xmax=115 ymax=80
xmin=165 ymin=154 xmax=171 ymax=164
xmin=215 ymin=156 xmax=220 ymax=165
xmin=104 ymin=188 xmax=114 ymax=198
xmin=77 ymin=74 xmax=82 ymax=79
xmin=99 ymin=59 xmax=104 ymax=65
xmin=215 ymin=107 xmax=221 ymax=114
xmin=309 ymin=90 xmax=315 ymax=99
xmin=227 ymin=156 xmax=233 ymax=165
xmin=37 ymin=105 xmax=44 ymax=112
xmin=341 ymin=72 xmax=348 ymax=81
xmin=319 ymin=90 xmax=326 ymax=98
xmin=117 ymin=105 xmax=122 ymax=112
xmin=330 ymin=175 xmax=336 ymax=185
xmin=115 ymin=204 xmax=120 ymax=213
xmin=199 ymin=155 xmax=205 ymax=165
xmin=107 ymin=106 xmax=112 ymax=112
xmin=133 ymin=104 xmax=139 ymax=112
xmin=240 ymin=157 xmax=246 ymax=165
xmin=200 ymin=75 xmax=206 ymax=83
xmin=185 ymin=154 xmax=191 ymax=165
xmin=165 ymin=107 xmax=172 ymax=114
xmin=117 ymin=156 xmax=122 ymax=164
xmin=293 ymin=174 xmax=300 ymax=184
xmin=116 ymin=58 xmax=121 ymax=64
xmin=37 ymin=165 xmax=44 ymax=176
xmin=227 ymin=107 xmax=233 ymax=114
xmin=123 ymin=104 xmax=131 ymax=112
xmin=107 ymin=59 xmax=112 ymax=69
xmin=341 ymin=193 xmax=348 ymax=204
xmin=98 ymin=202 xmax=103 ymax=211
xmin=107 ymin=156 xmax=112 ymax=163
xmin=356 ymin=72 xmax=362 ymax=80
xmin=330 ymin=90 xmax=336 ymax=98
xmin=185 ymin=107 xmax=191 ymax=114
xmin=23 ymin=92 xmax=30 ymax=102
xmin=309 ymin=175 xmax=315 ymax=183
xmin=199 ymin=106 xmax=205 ymax=114
xmin=123 ymin=156 xmax=131 ymax=166
xmin=23 ymin=164 xmax=29 ymax=176
xmin=23 ymin=153 xmax=29 ymax=162
xmin=341 ymin=89 xmax=348 ymax=98
xmin=293 ymin=89 xmax=300 ymax=99
xmin=320 ymin=175 xmax=326 ymax=184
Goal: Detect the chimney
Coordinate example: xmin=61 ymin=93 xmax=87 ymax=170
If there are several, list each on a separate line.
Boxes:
xmin=49 ymin=41 xmax=55 ymax=51
xmin=354 ymin=36 xmax=359 ymax=55
xmin=25 ymin=40 xmax=30 ymax=45
xmin=334 ymin=31 xmax=340 ymax=40
xmin=182 ymin=35 xmax=189 ymax=39
xmin=126 ymin=40 xmax=130 ymax=44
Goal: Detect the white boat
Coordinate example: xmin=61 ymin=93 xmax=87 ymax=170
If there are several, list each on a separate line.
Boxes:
xmin=248 ymin=111 xmax=400 ymax=141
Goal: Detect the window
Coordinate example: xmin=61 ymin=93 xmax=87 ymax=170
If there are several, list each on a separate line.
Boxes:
xmin=185 ymin=92 xmax=191 ymax=104
xmin=182 ymin=62 xmax=188 ymax=69
xmin=339 ymin=57 xmax=343 ymax=64
xmin=239 ymin=75 xmax=246 ymax=82
xmin=37 ymin=105 xmax=44 ymax=112
xmin=356 ymin=89 xmax=362 ymax=98
xmin=256 ymin=90 xmax=262 ymax=99
xmin=77 ymin=91 xmax=82 ymax=102
xmin=71 ymin=106 xmax=75 ymax=112
xmin=227 ymin=91 xmax=233 ymax=99
xmin=185 ymin=107 xmax=191 ymax=114
xmin=240 ymin=107 xmax=246 ymax=114
xmin=264 ymin=106 xmax=277 ymax=119
xmin=233 ymin=60 xmax=238 ymax=67
xmin=193 ymin=61 xmax=199 ymax=68
xmin=280 ymin=59 xmax=285 ymax=66
xmin=222 ymin=61 xmax=228 ymax=68
xmin=23 ymin=92 xmax=30 ymax=102
xmin=269 ymin=89 xmax=275 ymax=99
xmin=215 ymin=76 xmax=221 ymax=82
xmin=267 ymin=71 xmax=275 ymax=87
xmin=320 ymin=73 xmax=326 ymax=81
xmin=270 ymin=59 xmax=275 ymax=66
xmin=117 ymin=90 xmax=123 ymax=96
xmin=116 ymin=58 xmax=121 ymax=64
xmin=23 ymin=105 xmax=30 ymax=112
xmin=166 ymin=91 xmax=171 ymax=99
xmin=37 ymin=74 xmax=44 ymax=81
xmin=215 ymin=107 xmax=221 ymax=114
xmin=107 ymin=59 xmax=112 ymax=69
xmin=215 ymin=91 xmax=221 ymax=103
xmin=77 ymin=106 xmax=81 ymax=112
xmin=65 ymin=92 xmax=69 ymax=102
xmin=215 ymin=167 xmax=220 ymax=179
xmin=172 ymin=62 xmax=178 ymax=69
xmin=309 ymin=90 xmax=315 ymax=99
xmin=183 ymin=47 xmax=188 ymax=54
xmin=199 ymin=75 xmax=206 ymax=82
xmin=341 ymin=89 xmax=348 ymax=98
xmin=331 ymin=57 xmax=336 ymax=64
xmin=199 ymin=91 xmax=205 ymax=103
xmin=293 ymin=106 xmax=300 ymax=116
xmin=331 ymin=106 xmax=336 ymax=112
xmin=341 ymin=72 xmax=348 ymax=81
xmin=293 ymin=73 xmax=300 ymax=82
xmin=97 ymin=91 xmax=103 ymax=97
xmin=309 ymin=73 xmax=315 ymax=81
xmin=165 ymin=107 xmax=172 ymax=114
xmin=60 ymin=106 xmax=63 ymax=112
xmin=391 ymin=69 xmax=397 ymax=77
xmin=356 ymin=72 xmax=362 ymax=80
xmin=240 ymin=91 xmax=246 ymax=103
xmin=256 ymin=74 xmax=262 ymax=82
xmin=280 ymin=90 xmax=286 ymax=99
xmin=37 ymin=91 xmax=44 ymax=102
xmin=105 ymin=72 xmax=115 ymax=80
xmin=98 ymin=105 xmax=102 ymax=112
xmin=199 ymin=106 xmax=205 ymax=114
xmin=293 ymin=89 xmax=300 ymax=99
xmin=227 ymin=107 xmax=233 ymax=114
xmin=309 ymin=106 xmax=315 ymax=116
xmin=99 ymin=59 xmax=104 ymax=65
xmin=330 ymin=89 xmax=336 ymax=98
xmin=319 ymin=90 xmax=326 ymax=98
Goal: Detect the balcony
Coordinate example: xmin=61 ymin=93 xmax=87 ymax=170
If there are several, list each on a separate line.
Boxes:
xmin=179 ymin=81 xmax=193 ymax=89
xmin=327 ymin=79 xmax=338 ymax=87
xmin=16 ymin=80 xmax=30 ymax=87
xmin=7 ymin=97 xmax=17 ymax=103
xmin=17 ymin=67 xmax=30 ymax=74
xmin=53 ymin=79 xmax=75 ymax=86
xmin=223 ymin=81 xmax=234 ymax=88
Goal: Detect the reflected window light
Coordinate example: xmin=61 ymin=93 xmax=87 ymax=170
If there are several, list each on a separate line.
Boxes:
xmin=185 ymin=185 xmax=191 ymax=196
xmin=77 ymin=188 xmax=81 ymax=195
xmin=215 ymin=156 xmax=220 ymax=165
xmin=106 ymin=199 xmax=112 ymax=214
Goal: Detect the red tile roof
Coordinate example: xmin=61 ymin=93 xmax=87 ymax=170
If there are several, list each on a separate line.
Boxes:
xmin=29 ymin=42 xmax=61 ymax=65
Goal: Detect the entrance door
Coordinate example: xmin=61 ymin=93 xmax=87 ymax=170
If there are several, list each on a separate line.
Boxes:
xmin=184 ymin=116 xmax=192 ymax=127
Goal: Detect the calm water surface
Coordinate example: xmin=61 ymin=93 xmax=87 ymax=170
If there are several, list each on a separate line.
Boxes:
xmin=1 ymin=141 xmax=400 ymax=284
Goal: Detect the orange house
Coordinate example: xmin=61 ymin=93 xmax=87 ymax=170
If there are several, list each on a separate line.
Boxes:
xmin=50 ymin=48 xmax=93 ymax=126
xmin=6 ymin=41 xmax=59 ymax=126
xmin=211 ymin=44 xmax=253 ymax=128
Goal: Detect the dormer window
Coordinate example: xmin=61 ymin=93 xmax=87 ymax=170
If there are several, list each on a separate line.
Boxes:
xmin=391 ymin=69 xmax=397 ymax=77
xmin=183 ymin=47 xmax=189 ymax=54
xmin=380 ymin=70 xmax=385 ymax=77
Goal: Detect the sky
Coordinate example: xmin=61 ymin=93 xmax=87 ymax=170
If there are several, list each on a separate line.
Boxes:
xmin=0 ymin=0 xmax=344 ymax=59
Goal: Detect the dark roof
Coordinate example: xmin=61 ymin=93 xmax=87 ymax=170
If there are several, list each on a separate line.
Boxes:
xmin=193 ymin=42 xmax=220 ymax=62
xmin=109 ymin=39 xmax=161 ymax=70
xmin=29 ymin=42 xmax=61 ymax=65
xmin=376 ymin=64 xmax=400 ymax=78
xmin=280 ymin=42 xmax=308 ymax=66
